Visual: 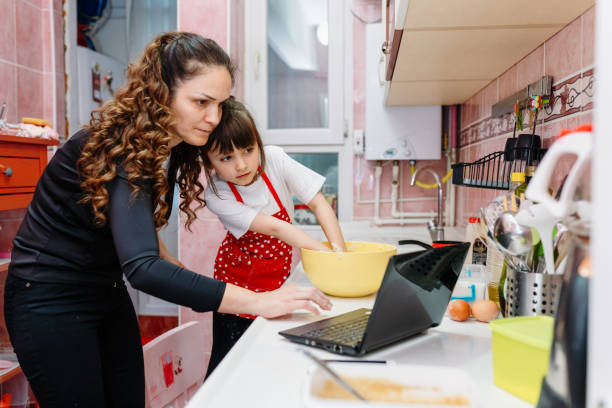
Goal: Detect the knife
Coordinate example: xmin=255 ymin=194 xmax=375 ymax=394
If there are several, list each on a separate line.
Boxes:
xmin=300 ymin=349 xmax=368 ymax=402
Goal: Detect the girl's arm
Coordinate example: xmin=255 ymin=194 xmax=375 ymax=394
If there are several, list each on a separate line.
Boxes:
xmin=307 ymin=192 xmax=347 ymax=252
xmin=249 ymin=213 xmax=331 ymax=252
xmin=157 ymin=232 xmax=185 ymax=268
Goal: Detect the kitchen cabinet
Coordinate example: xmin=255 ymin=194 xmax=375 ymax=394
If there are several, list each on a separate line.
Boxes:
xmin=381 ymin=0 xmax=594 ymax=105
xmin=0 ymin=133 xmax=58 ymax=211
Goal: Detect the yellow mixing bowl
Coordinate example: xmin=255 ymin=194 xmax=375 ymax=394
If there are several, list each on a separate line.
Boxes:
xmin=301 ymin=241 xmax=397 ymax=297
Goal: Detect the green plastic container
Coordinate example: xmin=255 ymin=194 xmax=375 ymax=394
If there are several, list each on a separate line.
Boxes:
xmin=489 ymin=316 xmax=554 ymax=404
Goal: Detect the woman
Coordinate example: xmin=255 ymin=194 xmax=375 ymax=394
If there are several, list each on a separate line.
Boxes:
xmin=4 ymin=32 xmax=331 ymax=408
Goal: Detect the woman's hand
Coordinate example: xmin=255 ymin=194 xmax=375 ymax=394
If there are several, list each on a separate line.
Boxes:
xmin=218 ymin=283 xmax=333 ymax=318
xmin=254 ymin=284 xmax=333 ymax=318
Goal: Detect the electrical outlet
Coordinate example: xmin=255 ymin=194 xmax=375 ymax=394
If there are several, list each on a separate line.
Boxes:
xmin=353 ymin=129 xmax=364 ymax=155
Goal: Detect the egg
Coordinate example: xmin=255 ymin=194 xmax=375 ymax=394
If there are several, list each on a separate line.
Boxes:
xmin=471 ymin=300 xmax=499 ymax=322
xmin=448 ymin=299 xmax=470 ymax=322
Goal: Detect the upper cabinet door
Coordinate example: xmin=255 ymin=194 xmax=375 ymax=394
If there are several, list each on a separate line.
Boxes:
xmin=245 ymin=0 xmax=344 ymax=145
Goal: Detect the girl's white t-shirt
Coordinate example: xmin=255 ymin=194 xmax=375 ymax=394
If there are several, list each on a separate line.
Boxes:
xmin=204 ymin=145 xmax=325 ymax=238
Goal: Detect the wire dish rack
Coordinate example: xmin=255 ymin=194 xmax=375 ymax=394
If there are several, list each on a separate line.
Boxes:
xmin=452 ymin=136 xmax=546 ymax=190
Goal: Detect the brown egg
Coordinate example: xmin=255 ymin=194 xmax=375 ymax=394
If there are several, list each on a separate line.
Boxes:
xmin=448 ymin=299 xmax=470 ymax=322
xmin=471 ymin=300 xmax=499 ymax=322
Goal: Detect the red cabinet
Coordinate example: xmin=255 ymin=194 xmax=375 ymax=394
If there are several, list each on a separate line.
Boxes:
xmin=0 ymin=134 xmax=58 ymax=211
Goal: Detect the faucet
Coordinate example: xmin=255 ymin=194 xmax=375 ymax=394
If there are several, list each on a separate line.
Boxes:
xmin=410 ymin=167 xmax=444 ymax=241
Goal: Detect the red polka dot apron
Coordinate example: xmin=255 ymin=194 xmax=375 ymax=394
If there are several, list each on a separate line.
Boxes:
xmin=213 ymin=171 xmax=292 ymax=319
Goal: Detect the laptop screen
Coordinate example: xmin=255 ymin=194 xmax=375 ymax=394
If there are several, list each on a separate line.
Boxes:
xmin=361 ymin=242 xmax=469 ymax=351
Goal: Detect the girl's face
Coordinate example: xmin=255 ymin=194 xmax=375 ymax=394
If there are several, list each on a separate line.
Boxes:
xmin=207 ymin=143 xmax=260 ymax=186
xmin=169 ymin=66 xmax=232 ymax=148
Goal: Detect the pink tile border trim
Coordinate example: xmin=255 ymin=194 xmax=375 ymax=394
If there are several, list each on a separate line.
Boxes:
xmin=460 ymin=68 xmax=594 ymax=148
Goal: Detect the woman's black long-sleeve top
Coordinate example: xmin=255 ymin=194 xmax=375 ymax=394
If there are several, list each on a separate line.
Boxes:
xmin=9 ymin=129 xmax=226 ymax=312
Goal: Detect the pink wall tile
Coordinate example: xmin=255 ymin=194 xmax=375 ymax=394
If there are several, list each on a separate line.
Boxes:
xmin=582 ymin=7 xmax=595 ymax=69
xmin=42 ymin=8 xmax=52 ymax=72
xmin=42 ymin=71 xmax=53 ymax=120
xmin=229 ymin=0 xmax=245 ymax=101
xmin=577 ymin=111 xmax=592 ymax=125
xmin=45 ymin=9 xmax=64 ymax=75
xmin=498 ymin=65 xmax=517 ymax=100
xmin=353 ymin=20 xmax=366 ymax=130
xmin=545 ymin=16 xmax=581 ymax=82
xmin=474 ymin=89 xmax=485 ymax=122
xmin=17 ymin=67 xmax=43 ymax=120
xmin=517 ymin=45 xmax=544 ymax=90
xmin=179 ymin=0 xmax=228 ymax=50
xmin=482 ymin=79 xmax=498 ymax=120
xmin=16 ymin=0 xmax=43 ymax=71
xmin=0 ymin=0 xmax=16 ymax=63
xmin=0 ymin=62 xmax=18 ymax=122
xmin=55 ymin=72 xmax=66 ymax=138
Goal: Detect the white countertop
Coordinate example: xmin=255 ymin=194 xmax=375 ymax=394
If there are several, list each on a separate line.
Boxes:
xmin=186 ymin=263 xmax=531 ymax=408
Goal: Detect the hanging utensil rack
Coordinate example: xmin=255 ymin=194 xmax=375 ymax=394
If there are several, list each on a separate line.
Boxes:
xmin=452 ymin=140 xmax=546 ymax=190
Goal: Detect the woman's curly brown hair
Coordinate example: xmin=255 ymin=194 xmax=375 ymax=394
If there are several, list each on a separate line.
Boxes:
xmin=77 ymin=32 xmax=234 ymax=230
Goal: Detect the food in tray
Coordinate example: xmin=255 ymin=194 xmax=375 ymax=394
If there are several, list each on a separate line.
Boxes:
xmin=316 ymin=376 xmax=470 ymax=405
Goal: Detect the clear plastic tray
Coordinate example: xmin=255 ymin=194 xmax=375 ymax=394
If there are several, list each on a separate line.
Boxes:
xmin=302 ymin=362 xmax=482 ymax=407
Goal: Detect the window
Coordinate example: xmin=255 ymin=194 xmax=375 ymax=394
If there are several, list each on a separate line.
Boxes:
xmin=289 ymin=153 xmax=338 ymax=225
xmin=244 ymin=0 xmax=352 ymax=222
xmin=245 ymin=0 xmax=345 ymax=145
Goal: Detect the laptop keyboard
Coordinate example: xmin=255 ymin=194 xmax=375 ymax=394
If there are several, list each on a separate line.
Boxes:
xmin=302 ymin=316 xmax=368 ymax=345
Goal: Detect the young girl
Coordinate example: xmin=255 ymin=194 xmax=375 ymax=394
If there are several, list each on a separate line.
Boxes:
xmin=202 ymin=98 xmax=346 ymax=375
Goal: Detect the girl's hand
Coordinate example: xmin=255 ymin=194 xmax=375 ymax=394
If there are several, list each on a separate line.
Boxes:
xmin=158 ymin=233 xmax=186 ymax=268
xmin=253 ymin=284 xmax=333 ymax=319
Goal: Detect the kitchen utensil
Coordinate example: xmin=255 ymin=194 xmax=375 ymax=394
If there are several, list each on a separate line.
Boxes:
xmin=300 ymin=349 xmax=368 ymax=402
xmin=301 ymin=241 xmax=396 ymax=297
xmin=515 ymin=203 xmax=561 ymax=275
xmin=485 ymin=229 xmax=527 ymax=272
xmin=537 ymin=219 xmax=590 ymax=408
xmin=493 ymin=212 xmax=533 ymax=257
xmin=525 ymin=130 xmax=592 ymax=219
xmin=490 ymin=316 xmax=554 ymax=404
xmin=504 ymin=264 xmax=562 ymax=317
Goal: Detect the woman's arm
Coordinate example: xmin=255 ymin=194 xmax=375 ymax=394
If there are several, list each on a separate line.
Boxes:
xmin=218 ymin=283 xmax=332 ymax=318
xmin=307 ymin=192 xmax=347 ymax=252
xmin=249 ymin=213 xmax=330 ymax=252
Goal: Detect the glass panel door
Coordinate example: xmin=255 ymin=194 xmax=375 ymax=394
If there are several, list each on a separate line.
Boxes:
xmin=267 ymin=0 xmax=329 ymax=129
xmin=245 ymin=0 xmax=344 ymax=145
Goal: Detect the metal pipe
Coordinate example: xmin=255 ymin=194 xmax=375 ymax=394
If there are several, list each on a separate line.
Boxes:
xmin=410 ymin=167 xmax=443 ymax=227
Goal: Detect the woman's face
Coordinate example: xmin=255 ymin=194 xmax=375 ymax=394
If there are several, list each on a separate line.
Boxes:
xmin=207 ymin=143 xmax=260 ymax=186
xmin=169 ymin=66 xmax=232 ymax=148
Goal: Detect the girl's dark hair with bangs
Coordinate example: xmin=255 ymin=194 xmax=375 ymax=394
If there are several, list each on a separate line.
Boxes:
xmin=202 ymin=97 xmax=266 ymax=195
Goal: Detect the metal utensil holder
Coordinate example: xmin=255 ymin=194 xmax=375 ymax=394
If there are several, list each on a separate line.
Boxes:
xmin=505 ymin=266 xmax=563 ymax=317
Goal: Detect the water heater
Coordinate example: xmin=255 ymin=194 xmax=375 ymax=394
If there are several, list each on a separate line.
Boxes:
xmin=365 ymin=24 xmax=441 ymax=160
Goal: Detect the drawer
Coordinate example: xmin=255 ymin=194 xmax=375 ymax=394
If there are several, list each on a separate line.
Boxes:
xmin=0 ymin=157 xmax=40 ymax=188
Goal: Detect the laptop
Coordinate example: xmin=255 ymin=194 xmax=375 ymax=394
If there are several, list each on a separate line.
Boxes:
xmin=279 ymin=242 xmax=469 ymax=356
